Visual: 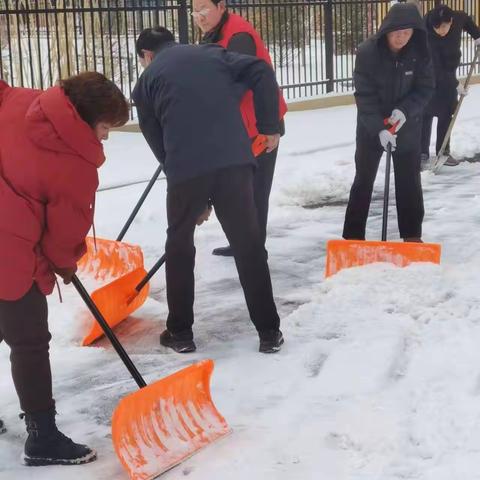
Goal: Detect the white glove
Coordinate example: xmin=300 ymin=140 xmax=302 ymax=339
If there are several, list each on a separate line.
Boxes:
xmin=457 ymin=83 xmax=469 ymax=96
xmin=388 ymin=109 xmax=407 ymax=132
xmin=475 ymin=38 xmax=480 ymax=47
xmin=379 ymin=129 xmax=397 ymax=151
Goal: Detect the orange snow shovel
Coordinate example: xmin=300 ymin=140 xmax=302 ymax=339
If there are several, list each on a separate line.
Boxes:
xmin=78 ymin=165 xmax=163 ymax=345
xmin=326 ymin=126 xmax=441 ymax=277
xmin=72 ymin=275 xmax=231 ymax=479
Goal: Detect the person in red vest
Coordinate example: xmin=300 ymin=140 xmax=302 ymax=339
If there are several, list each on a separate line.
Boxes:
xmin=0 ymin=73 xmax=128 ymax=466
xmin=192 ymin=0 xmax=287 ymax=257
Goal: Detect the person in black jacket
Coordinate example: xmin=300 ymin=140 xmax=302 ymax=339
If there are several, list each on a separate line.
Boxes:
xmin=343 ymin=3 xmax=435 ymax=243
xmin=421 ymin=5 xmax=480 ymax=167
xmin=132 ymin=27 xmax=283 ymax=354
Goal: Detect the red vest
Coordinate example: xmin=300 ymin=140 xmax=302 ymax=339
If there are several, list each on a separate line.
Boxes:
xmin=217 ymin=13 xmax=287 ymax=138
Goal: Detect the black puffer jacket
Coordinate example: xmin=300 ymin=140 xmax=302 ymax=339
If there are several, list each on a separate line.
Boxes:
xmin=354 ymin=3 xmax=435 ymax=152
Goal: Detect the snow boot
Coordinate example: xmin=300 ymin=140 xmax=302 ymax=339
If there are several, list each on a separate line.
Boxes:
xmin=259 ymin=330 xmax=284 ymax=353
xmin=21 ymin=408 xmax=96 ymax=466
xmin=160 ymin=329 xmax=196 ymax=353
xmin=443 ymin=154 xmax=460 ymax=166
xmin=212 ymin=245 xmax=234 ymax=257
xmin=0 ymin=419 xmax=6 ymax=434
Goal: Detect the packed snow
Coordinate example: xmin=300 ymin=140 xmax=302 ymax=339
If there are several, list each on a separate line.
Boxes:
xmin=1 ymin=86 xmax=480 ymax=480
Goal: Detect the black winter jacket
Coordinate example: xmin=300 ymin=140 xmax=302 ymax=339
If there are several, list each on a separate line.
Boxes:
xmin=132 ymin=42 xmax=279 ymax=186
xmin=425 ymin=11 xmax=480 ymax=91
xmin=354 ymin=3 xmax=435 ymax=152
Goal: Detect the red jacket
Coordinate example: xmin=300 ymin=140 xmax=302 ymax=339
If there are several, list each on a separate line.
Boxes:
xmin=0 ymin=81 xmax=104 ymax=301
xmin=217 ymin=13 xmax=288 ymax=138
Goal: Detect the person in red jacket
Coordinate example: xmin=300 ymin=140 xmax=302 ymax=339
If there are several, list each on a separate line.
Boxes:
xmin=0 ymin=72 xmax=128 ymax=466
xmin=192 ymin=0 xmax=287 ymax=257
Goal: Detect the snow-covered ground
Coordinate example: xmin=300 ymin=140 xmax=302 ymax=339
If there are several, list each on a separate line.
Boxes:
xmin=1 ymin=87 xmax=480 ymax=480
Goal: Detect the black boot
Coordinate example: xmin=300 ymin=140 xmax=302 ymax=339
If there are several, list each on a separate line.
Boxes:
xmin=160 ymin=329 xmax=196 ymax=353
xmin=259 ymin=330 xmax=284 ymax=353
xmin=21 ymin=408 xmax=96 ymax=466
xmin=212 ymin=245 xmax=234 ymax=257
xmin=0 ymin=419 xmax=6 ymax=434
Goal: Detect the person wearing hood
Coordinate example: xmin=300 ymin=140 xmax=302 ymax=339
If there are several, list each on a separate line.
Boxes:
xmin=132 ymin=27 xmax=284 ymax=354
xmin=192 ymin=0 xmax=288 ymax=257
xmin=421 ymin=4 xmax=480 ymax=167
xmin=0 ymin=73 xmax=129 ymax=466
xmin=343 ymin=3 xmax=435 ymax=243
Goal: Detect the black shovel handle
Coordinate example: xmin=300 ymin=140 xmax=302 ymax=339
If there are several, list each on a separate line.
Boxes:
xmin=381 ymin=142 xmax=393 ymax=242
xmin=116 ymin=164 xmax=163 ymax=242
xmin=135 ymin=254 xmax=166 ymax=294
xmin=72 ymin=275 xmax=147 ymax=389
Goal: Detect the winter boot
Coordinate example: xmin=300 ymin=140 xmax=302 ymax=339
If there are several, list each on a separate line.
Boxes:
xmin=160 ymin=329 xmax=196 ymax=353
xmin=259 ymin=330 xmax=284 ymax=353
xmin=443 ymin=154 xmax=460 ymax=167
xmin=212 ymin=245 xmax=234 ymax=257
xmin=0 ymin=419 xmax=6 ymax=434
xmin=21 ymin=408 xmax=96 ymax=466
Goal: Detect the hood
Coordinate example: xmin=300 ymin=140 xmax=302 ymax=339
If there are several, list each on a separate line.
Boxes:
xmin=377 ymin=3 xmax=426 ymax=37
xmin=25 ymin=86 xmax=105 ymax=168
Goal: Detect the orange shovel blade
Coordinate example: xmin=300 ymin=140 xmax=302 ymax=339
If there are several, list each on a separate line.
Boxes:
xmin=82 ymin=268 xmax=150 ymax=346
xmin=112 ymin=359 xmax=231 ymax=480
xmin=78 ymin=237 xmax=145 ymax=281
xmin=325 ymin=239 xmax=441 ymax=277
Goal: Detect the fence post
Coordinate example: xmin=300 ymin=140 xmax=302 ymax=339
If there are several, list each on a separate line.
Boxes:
xmin=324 ymin=0 xmax=334 ymax=93
xmin=178 ymin=0 xmax=189 ymax=44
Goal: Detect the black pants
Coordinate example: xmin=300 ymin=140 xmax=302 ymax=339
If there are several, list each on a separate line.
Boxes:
xmin=165 ymin=164 xmax=280 ymax=337
xmin=343 ymin=141 xmax=424 ymax=240
xmin=0 ymin=284 xmax=54 ymax=413
xmin=253 ymin=147 xmax=278 ymax=247
xmin=421 ymin=90 xmax=458 ymax=156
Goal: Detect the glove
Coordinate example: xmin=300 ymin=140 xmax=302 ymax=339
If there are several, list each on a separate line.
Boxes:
xmin=475 ymin=38 xmax=480 ymax=47
xmin=196 ymin=206 xmax=212 ymax=226
xmin=388 ymin=109 xmax=406 ymax=132
xmin=53 ymin=265 xmax=77 ymax=285
xmin=379 ymin=129 xmax=397 ymax=152
xmin=457 ymin=83 xmax=469 ymax=96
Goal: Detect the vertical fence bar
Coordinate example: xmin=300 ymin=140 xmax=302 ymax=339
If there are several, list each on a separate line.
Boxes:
xmin=178 ymin=0 xmax=188 ymax=43
xmin=324 ymin=0 xmax=334 ymax=92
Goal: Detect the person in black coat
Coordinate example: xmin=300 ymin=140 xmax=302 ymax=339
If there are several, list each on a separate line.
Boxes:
xmin=421 ymin=5 xmax=480 ymax=167
xmin=343 ymin=3 xmax=435 ymax=242
xmin=132 ymin=27 xmax=284 ymax=354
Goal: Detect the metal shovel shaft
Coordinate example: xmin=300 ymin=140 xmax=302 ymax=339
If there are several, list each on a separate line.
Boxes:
xmin=116 ymin=164 xmax=163 ymax=242
xmin=135 ymin=253 xmax=166 ymax=293
xmin=72 ymin=275 xmax=147 ymax=389
xmin=382 ymin=143 xmax=393 ymax=242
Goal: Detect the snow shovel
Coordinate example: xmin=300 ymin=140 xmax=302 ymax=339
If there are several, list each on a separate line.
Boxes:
xmin=78 ymin=164 xmax=163 ymax=346
xmin=431 ymin=46 xmax=480 ymax=173
xmin=72 ymin=274 xmax=231 ymax=479
xmin=325 ymin=141 xmax=441 ymax=277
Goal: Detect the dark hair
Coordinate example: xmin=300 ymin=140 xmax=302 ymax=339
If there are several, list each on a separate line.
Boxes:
xmin=430 ymin=5 xmax=454 ymax=28
xmin=135 ymin=27 xmax=175 ymax=58
xmin=59 ymin=72 xmax=129 ymax=128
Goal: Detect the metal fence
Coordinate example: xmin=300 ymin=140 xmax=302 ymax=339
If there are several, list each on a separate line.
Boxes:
xmin=1 ymin=0 xmax=479 ymax=105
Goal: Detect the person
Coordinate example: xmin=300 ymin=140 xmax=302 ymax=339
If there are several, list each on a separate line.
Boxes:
xmin=192 ymin=0 xmax=288 ymax=257
xmin=132 ymin=27 xmax=284 ymax=354
xmin=343 ymin=3 xmax=435 ymax=242
xmin=421 ymin=4 xmax=480 ymax=167
xmin=0 ymin=72 xmax=129 ymax=465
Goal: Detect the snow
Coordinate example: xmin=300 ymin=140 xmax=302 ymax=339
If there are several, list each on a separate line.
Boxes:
xmin=1 ymin=86 xmax=480 ymax=480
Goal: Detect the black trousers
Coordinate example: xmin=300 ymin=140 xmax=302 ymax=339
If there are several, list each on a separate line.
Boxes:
xmin=165 ymin=165 xmax=280 ymax=337
xmin=253 ymin=147 xmax=278 ymax=247
xmin=421 ymin=89 xmax=458 ymax=156
xmin=343 ymin=140 xmax=424 ymax=240
xmin=0 ymin=284 xmax=54 ymax=414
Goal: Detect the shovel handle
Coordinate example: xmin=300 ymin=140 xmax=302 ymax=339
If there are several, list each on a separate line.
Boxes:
xmin=116 ymin=164 xmax=163 ymax=242
xmin=382 ymin=143 xmax=393 ymax=242
xmin=135 ymin=254 xmax=166 ymax=294
xmin=72 ymin=275 xmax=147 ymax=389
